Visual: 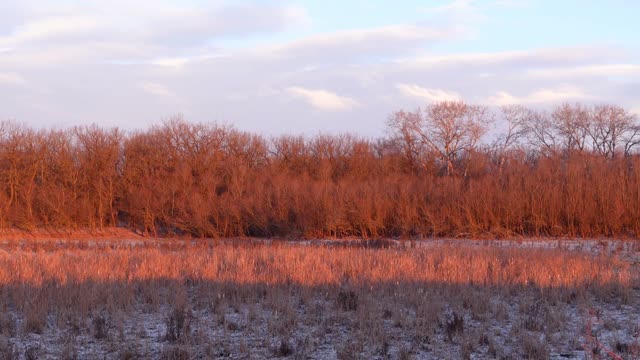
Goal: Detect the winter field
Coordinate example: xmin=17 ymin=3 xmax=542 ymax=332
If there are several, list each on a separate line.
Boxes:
xmin=0 ymin=233 xmax=638 ymax=359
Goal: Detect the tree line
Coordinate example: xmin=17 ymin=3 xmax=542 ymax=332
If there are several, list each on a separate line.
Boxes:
xmin=1 ymin=101 xmax=639 ymax=238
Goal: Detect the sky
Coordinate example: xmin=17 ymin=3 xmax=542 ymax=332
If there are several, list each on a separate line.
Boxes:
xmin=1 ymin=0 xmax=639 ymax=136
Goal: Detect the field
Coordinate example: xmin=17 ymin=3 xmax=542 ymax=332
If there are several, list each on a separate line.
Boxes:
xmin=0 ymin=234 xmax=638 ymax=359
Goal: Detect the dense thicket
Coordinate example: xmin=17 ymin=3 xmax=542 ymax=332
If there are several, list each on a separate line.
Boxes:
xmin=1 ymin=102 xmax=639 ymax=238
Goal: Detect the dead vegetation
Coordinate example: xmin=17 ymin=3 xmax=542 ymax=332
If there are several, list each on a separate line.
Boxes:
xmin=0 ymin=239 xmax=636 ymax=358
xmin=0 ymin=102 xmax=639 ymax=239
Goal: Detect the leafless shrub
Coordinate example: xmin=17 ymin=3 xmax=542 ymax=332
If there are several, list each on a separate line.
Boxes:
xmin=337 ymin=290 xmax=359 ymax=311
xmin=24 ymin=344 xmax=42 ymax=360
xmin=520 ymin=301 xmax=545 ymax=332
xmin=612 ymin=340 xmax=630 ymax=354
xmin=272 ymin=338 xmax=294 ymax=357
xmin=164 ymin=306 xmax=192 ymax=343
xmin=92 ymin=314 xmax=109 ymax=339
xmin=23 ymin=300 xmax=47 ymax=334
xmin=0 ymin=106 xmax=636 ymax=238
xmin=446 ymin=312 xmax=465 ymax=341
xmin=226 ymin=319 xmax=240 ymax=332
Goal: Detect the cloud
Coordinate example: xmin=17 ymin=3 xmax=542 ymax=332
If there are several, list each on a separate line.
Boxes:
xmin=0 ymin=16 xmax=102 ymax=47
xmin=493 ymin=0 xmax=532 ymax=7
xmin=0 ymin=2 xmax=308 ymax=68
xmin=420 ymin=0 xmax=487 ymax=23
xmin=142 ymin=4 xmax=309 ymax=47
xmin=286 ymin=87 xmax=359 ymax=111
xmin=138 ymin=82 xmax=175 ymax=98
xmin=396 ymin=84 xmax=461 ymax=102
xmin=488 ymin=84 xmax=591 ymax=106
xmin=526 ymin=64 xmax=640 ymax=79
xmin=421 ymin=0 xmax=532 ymax=25
xmin=262 ymin=25 xmax=457 ymax=62
xmin=0 ymin=72 xmax=27 ymax=86
xmin=0 ymin=42 xmax=160 ymax=67
xmin=150 ymin=53 xmax=230 ymax=68
xmin=397 ymin=47 xmax=619 ymax=70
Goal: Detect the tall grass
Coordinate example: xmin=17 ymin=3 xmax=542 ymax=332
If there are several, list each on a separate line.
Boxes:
xmin=0 ymin=241 xmax=632 ymax=308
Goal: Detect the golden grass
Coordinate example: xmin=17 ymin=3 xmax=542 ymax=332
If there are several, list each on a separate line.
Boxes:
xmin=0 ymin=241 xmax=632 ymax=289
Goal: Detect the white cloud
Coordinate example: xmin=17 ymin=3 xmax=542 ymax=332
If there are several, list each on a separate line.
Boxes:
xmin=286 ymin=87 xmax=359 ymax=111
xmin=0 ymin=16 xmax=101 ymax=47
xmin=0 ymin=72 xmax=27 ymax=86
xmin=138 ymin=82 xmax=175 ymax=98
xmin=526 ymin=64 xmax=640 ymax=78
xmin=493 ymin=0 xmax=532 ymax=7
xmin=396 ymin=84 xmax=461 ymax=102
xmin=142 ymin=4 xmax=309 ymax=47
xmin=420 ymin=0 xmax=487 ymax=23
xmin=150 ymin=53 xmax=230 ymax=68
xmin=397 ymin=47 xmax=619 ymax=70
xmin=262 ymin=25 xmax=457 ymax=61
xmin=488 ymin=84 xmax=591 ymax=106
xmin=0 ymin=2 xmax=308 ymax=68
xmin=0 ymin=42 xmax=160 ymax=67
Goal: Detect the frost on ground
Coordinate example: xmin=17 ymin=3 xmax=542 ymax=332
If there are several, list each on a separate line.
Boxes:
xmin=0 ymin=239 xmax=637 ymax=359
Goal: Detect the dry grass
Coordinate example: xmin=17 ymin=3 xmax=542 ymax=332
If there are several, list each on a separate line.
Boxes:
xmin=0 ymin=239 xmax=636 ymax=358
xmin=0 ymin=241 xmax=631 ymax=290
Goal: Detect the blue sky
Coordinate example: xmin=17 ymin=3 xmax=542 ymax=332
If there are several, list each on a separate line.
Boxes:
xmin=1 ymin=0 xmax=639 ymax=135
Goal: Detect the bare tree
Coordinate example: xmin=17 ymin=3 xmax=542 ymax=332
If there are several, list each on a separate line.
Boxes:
xmin=495 ymin=105 xmax=531 ymax=151
xmin=552 ymin=103 xmax=590 ymax=153
xmin=587 ymin=104 xmax=638 ymax=158
xmin=388 ymin=101 xmax=492 ymax=175
xmin=490 ymin=105 xmax=532 ymax=171
xmin=622 ymin=125 xmax=640 ymax=156
xmin=524 ymin=110 xmax=558 ymax=156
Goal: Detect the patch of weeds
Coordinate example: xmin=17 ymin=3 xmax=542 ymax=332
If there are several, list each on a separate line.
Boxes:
xmin=25 ymin=344 xmax=42 ymax=360
xmin=159 ymin=346 xmax=190 ymax=360
xmin=445 ymin=312 xmax=464 ymax=341
xmin=337 ymin=290 xmax=359 ymax=311
xmin=398 ymin=346 xmax=413 ymax=360
xmin=92 ymin=314 xmax=109 ymax=339
xmin=0 ymin=337 xmax=17 ymax=360
xmin=613 ymin=340 xmax=629 ymax=354
xmin=0 ymin=313 xmax=16 ymax=337
xmin=24 ymin=303 xmax=47 ymax=334
xmin=118 ymin=346 xmax=143 ymax=360
xmin=336 ymin=341 xmax=363 ymax=360
xmin=521 ymin=302 xmax=545 ymax=332
xmin=273 ymin=338 xmax=294 ymax=357
xmin=164 ymin=306 xmax=192 ymax=343
xmin=226 ymin=320 xmax=240 ymax=331
xmin=60 ymin=341 xmax=79 ymax=360
xmin=521 ymin=334 xmax=549 ymax=360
